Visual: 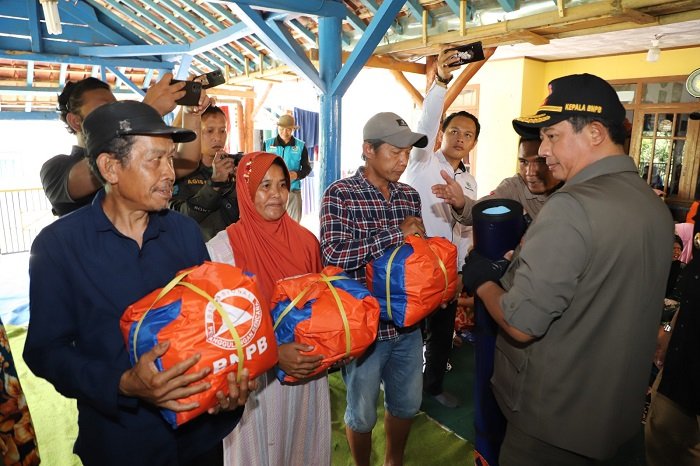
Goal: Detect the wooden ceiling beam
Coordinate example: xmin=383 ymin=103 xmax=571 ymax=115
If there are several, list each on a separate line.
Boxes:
xmin=616 ymin=8 xmax=658 ymax=24
xmin=373 ymin=0 xmax=684 ymax=57
xmin=507 ymin=29 xmax=550 ymax=46
xmin=538 ymin=8 xmax=700 ymax=41
xmin=208 ymin=87 xmax=256 ymax=99
xmin=348 ymin=52 xmax=426 ymax=74
xmin=228 ymin=46 xmax=427 ymax=85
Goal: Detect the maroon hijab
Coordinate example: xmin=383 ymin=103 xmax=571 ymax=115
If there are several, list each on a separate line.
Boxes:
xmin=226 ymin=152 xmax=322 ymax=300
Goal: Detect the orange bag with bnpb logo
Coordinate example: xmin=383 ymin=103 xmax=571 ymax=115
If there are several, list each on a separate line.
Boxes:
xmin=271 ymin=266 xmax=380 ymax=383
xmin=120 ymin=261 xmax=278 ymax=428
xmin=365 ymin=236 xmax=458 ymax=327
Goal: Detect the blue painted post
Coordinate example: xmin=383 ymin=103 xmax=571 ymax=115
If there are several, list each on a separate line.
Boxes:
xmin=318 ymin=16 xmax=342 ymax=193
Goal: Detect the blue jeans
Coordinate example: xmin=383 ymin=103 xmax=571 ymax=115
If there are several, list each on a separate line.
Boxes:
xmin=342 ymin=329 xmax=423 ymax=433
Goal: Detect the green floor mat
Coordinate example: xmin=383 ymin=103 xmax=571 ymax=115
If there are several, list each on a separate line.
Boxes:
xmin=6 ymin=325 xmax=82 ymax=466
xmin=420 ymin=341 xmax=476 ymax=441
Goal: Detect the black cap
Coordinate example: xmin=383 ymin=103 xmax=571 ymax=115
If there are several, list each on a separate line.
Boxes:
xmin=512 ymin=73 xmax=626 ymax=138
xmin=83 ymin=100 xmax=196 ymax=158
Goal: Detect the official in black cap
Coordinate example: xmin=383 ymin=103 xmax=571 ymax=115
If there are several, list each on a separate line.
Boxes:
xmin=462 ymin=73 xmax=675 ymax=465
xmin=24 ymin=100 xmax=253 ymax=466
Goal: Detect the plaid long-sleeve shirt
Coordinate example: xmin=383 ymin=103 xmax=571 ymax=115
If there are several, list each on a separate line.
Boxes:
xmin=320 ymin=167 xmax=422 ymax=340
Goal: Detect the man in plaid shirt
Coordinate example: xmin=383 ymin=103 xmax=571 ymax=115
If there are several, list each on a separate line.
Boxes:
xmin=320 ymin=112 xmax=428 ymax=466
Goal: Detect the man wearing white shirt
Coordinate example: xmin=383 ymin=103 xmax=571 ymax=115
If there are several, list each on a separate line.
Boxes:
xmin=403 ymin=48 xmax=478 ymax=408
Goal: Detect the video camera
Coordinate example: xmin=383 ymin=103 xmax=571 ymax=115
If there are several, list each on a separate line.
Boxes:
xmin=219 ymin=151 xmax=244 ymax=165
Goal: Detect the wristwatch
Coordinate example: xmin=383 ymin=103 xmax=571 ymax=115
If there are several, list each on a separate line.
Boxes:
xmin=435 ymin=74 xmax=453 ymax=85
xmin=662 ymin=323 xmax=673 ymax=333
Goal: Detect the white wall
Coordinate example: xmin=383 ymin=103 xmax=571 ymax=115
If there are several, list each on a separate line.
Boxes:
xmin=0 ymin=120 xmax=74 ymax=189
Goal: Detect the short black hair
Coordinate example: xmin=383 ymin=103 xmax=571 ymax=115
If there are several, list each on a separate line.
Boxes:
xmin=202 ymin=105 xmax=226 ymax=119
xmin=364 ymin=139 xmax=385 ymax=151
xmin=441 ymin=111 xmax=480 ymax=140
xmin=361 ymin=139 xmax=386 ymax=161
xmin=518 ymin=135 xmax=540 ymax=145
xmin=57 ymin=78 xmax=111 ymax=134
xmin=568 ymin=115 xmax=626 ymax=146
xmin=87 ymin=135 xmax=136 ymax=184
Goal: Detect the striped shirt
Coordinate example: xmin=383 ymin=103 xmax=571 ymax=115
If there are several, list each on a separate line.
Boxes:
xmin=320 ymin=167 xmax=422 ymax=340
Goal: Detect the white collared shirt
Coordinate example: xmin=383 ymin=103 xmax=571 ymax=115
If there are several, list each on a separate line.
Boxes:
xmin=402 ymin=83 xmax=478 ymax=268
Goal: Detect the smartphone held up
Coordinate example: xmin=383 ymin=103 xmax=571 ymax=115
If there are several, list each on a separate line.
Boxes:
xmin=170 ymin=69 xmax=226 ymax=106
xmin=170 ymin=80 xmax=202 ymax=106
xmin=445 ymin=41 xmax=485 ymax=66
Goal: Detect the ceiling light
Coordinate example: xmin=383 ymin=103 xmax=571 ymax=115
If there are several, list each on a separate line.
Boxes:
xmin=646 ymin=37 xmax=660 ymax=62
xmin=40 ymin=0 xmax=62 ymax=36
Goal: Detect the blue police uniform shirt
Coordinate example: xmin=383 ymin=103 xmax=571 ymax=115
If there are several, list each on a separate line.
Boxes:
xmin=24 ymin=189 xmax=241 ymax=466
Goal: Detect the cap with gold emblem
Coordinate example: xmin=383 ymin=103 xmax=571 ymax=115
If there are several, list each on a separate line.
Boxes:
xmin=512 ymin=73 xmax=626 ymax=138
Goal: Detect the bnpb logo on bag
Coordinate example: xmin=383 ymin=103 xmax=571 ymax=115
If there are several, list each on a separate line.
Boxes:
xmin=121 ymin=261 xmax=278 ymax=428
xmin=206 ymin=288 xmax=262 ymax=349
xmin=205 ymin=287 xmax=270 ymax=375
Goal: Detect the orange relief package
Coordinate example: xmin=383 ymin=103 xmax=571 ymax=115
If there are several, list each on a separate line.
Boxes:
xmin=270 ymin=266 xmax=380 ymax=383
xmin=366 ymin=236 xmax=458 ymax=327
xmin=120 ymin=261 xmax=278 ymax=428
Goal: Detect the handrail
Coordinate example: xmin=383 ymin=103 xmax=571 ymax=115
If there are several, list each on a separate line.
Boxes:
xmin=0 ymin=188 xmax=54 ymax=255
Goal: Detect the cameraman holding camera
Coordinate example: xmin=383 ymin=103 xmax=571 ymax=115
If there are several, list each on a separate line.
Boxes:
xmin=170 ymin=105 xmax=240 ymax=241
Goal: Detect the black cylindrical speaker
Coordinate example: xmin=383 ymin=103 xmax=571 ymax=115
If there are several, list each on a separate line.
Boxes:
xmin=471 ymin=198 xmax=526 ymax=466
xmin=472 ymin=198 xmax=526 ymax=260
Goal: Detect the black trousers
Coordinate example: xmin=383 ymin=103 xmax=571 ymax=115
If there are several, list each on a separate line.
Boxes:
xmin=422 ymin=299 xmax=457 ymax=395
xmin=182 ymin=442 xmax=223 ymax=466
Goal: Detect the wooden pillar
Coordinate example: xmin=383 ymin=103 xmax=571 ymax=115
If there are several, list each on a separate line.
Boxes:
xmin=244 ymin=97 xmax=254 ymax=152
xmin=390 ymin=70 xmax=423 ymax=107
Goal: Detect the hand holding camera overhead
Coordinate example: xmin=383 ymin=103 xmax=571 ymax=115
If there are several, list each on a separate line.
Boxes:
xmin=437 ymin=47 xmax=463 ymax=83
xmin=142 ymin=72 xmax=188 ymax=116
xmin=436 ymin=41 xmax=486 ymax=85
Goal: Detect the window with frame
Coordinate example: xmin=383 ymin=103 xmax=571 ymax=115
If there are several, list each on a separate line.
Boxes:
xmin=612 ymin=78 xmax=700 ymax=205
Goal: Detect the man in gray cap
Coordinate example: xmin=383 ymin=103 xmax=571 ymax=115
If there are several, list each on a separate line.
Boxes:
xmin=461 ymin=73 xmax=674 ymax=465
xmin=264 ymin=114 xmax=311 ymax=221
xmin=320 ymin=112 xmax=427 ymax=466
xmin=25 ymin=101 xmax=253 ymax=466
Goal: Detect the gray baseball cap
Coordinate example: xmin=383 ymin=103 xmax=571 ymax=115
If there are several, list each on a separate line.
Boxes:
xmin=363 ymin=112 xmax=428 ymax=148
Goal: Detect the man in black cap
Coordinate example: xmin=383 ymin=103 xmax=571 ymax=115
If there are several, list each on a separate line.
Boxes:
xmin=25 ymin=101 xmax=252 ymax=466
xmin=462 ymin=73 xmax=674 ymax=465
xmin=320 ymin=111 xmax=427 ymax=466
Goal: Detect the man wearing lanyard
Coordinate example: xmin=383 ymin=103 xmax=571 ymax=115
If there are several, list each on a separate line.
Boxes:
xmin=263 ymin=115 xmax=311 ymax=222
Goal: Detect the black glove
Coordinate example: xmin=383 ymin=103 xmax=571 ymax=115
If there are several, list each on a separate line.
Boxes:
xmin=462 ymin=250 xmax=510 ymax=296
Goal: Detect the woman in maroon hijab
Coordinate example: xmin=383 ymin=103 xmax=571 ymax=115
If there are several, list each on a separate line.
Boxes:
xmin=207 ymin=152 xmax=331 ymax=465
